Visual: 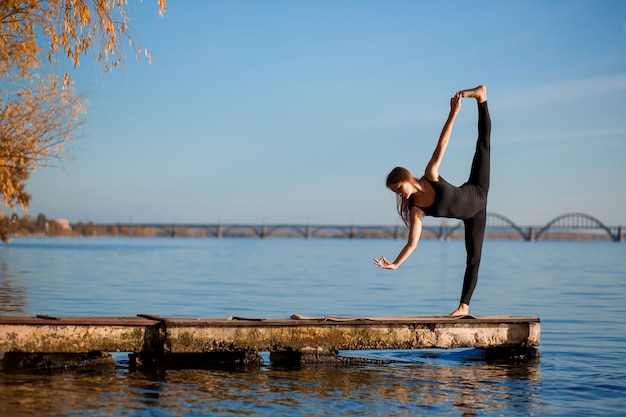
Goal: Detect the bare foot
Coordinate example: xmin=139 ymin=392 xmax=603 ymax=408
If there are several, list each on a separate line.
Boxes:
xmin=459 ymin=85 xmax=487 ymax=103
xmin=449 ymin=303 xmax=469 ymax=317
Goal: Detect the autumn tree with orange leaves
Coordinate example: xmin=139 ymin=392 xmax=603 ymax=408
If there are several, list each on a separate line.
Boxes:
xmin=0 ymin=0 xmax=166 ymax=241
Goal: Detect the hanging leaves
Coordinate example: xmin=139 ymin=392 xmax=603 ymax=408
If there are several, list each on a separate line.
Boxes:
xmin=0 ymin=0 xmax=166 ymax=241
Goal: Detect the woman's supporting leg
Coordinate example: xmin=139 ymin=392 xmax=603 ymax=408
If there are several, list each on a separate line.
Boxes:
xmin=460 ymin=208 xmax=487 ymax=306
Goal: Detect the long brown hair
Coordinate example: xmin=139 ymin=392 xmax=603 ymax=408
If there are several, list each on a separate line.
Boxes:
xmin=386 ymin=167 xmax=419 ymax=227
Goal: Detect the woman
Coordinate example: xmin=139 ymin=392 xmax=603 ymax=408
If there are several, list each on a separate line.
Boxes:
xmin=374 ymin=85 xmax=490 ymax=316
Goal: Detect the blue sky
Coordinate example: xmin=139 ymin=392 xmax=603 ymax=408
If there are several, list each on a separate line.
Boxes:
xmin=26 ymin=0 xmax=626 ymax=227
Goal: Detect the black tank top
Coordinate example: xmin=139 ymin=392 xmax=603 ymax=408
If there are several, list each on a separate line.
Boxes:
xmin=412 ymin=177 xmax=486 ymax=220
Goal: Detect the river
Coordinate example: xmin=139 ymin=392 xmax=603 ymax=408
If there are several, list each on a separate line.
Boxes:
xmin=0 ymin=237 xmax=624 ymax=416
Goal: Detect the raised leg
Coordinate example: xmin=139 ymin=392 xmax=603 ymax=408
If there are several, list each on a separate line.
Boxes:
xmin=467 ymin=100 xmax=491 ymax=192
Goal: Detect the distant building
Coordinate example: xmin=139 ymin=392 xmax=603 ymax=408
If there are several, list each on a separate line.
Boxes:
xmin=50 ymin=219 xmax=72 ymax=231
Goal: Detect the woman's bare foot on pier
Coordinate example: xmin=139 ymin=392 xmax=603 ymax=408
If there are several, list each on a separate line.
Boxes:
xmin=449 ymin=303 xmax=469 ymax=317
xmin=459 ymin=85 xmax=487 ymax=103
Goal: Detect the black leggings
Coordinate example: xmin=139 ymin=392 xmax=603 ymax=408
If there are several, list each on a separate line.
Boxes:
xmin=460 ymin=101 xmax=491 ymax=305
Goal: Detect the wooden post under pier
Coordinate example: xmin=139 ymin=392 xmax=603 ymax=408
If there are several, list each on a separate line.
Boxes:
xmin=0 ymin=315 xmax=540 ymax=368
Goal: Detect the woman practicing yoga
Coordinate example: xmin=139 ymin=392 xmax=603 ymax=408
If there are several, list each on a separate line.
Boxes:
xmin=374 ymin=85 xmax=490 ymax=316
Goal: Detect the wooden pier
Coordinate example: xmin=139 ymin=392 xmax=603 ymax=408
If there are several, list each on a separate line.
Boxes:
xmin=0 ymin=314 xmax=540 ymax=369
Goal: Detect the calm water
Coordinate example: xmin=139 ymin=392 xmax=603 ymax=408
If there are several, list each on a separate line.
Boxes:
xmin=0 ymin=237 xmax=625 ymax=416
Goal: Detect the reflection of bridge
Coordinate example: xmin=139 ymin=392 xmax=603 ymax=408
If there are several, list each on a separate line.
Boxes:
xmin=125 ymin=212 xmax=623 ymax=242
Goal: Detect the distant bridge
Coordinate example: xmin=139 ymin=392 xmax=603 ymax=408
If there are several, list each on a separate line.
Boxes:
xmin=483 ymin=212 xmax=623 ymax=242
xmin=111 ymin=212 xmax=623 ymax=242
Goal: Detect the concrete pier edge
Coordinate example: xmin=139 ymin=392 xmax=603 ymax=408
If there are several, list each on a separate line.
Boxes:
xmin=0 ymin=314 xmax=540 ymax=370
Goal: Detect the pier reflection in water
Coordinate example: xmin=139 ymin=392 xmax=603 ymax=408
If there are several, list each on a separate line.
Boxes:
xmin=0 ymin=349 xmax=542 ymax=417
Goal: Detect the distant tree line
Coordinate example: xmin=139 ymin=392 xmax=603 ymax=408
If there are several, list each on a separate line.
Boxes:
xmin=0 ymin=213 xmax=169 ymax=238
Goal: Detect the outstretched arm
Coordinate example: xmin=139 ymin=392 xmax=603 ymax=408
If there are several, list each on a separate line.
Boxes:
xmin=424 ymin=93 xmax=462 ymax=181
xmin=374 ymin=206 xmax=424 ymax=270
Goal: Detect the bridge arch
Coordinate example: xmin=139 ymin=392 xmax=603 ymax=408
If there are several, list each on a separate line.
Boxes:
xmin=535 ymin=212 xmax=618 ymax=241
xmin=443 ymin=212 xmax=531 ymax=241
xmin=486 ymin=213 xmax=531 ymax=240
